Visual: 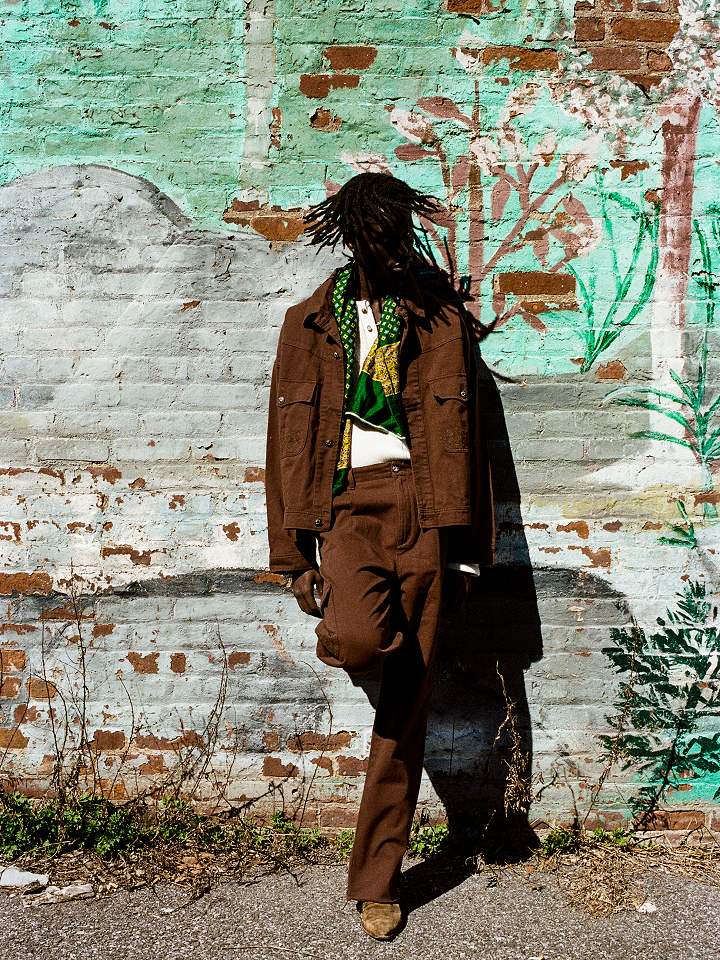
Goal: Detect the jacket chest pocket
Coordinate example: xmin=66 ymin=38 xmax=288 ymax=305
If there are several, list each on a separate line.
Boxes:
xmin=277 ymin=380 xmax=316 ymax=458
xmin=429 ymin=375 xmax=469 ymax=453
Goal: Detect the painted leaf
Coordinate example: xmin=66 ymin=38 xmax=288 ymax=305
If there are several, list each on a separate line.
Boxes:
xmin=562 ymin=194 xmax=593 ymax=228
xmin=532 ymin=233 xmax=550 ymax=266
xmin=491 ymin=176 xmax=512 ymax=222
xmin=415 ymin=96 xmax=473 ymax=127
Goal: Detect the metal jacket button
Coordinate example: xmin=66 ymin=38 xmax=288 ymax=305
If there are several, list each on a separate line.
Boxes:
xmin=315 ymin=519 xmax=322 ymax=527
xmin=460 ymin=390 xmax=467 ymax=399
xmin=278 ymin=396 xmax=284 ymax=404
xmin=325 ymin=440 xmax=333 ymax=447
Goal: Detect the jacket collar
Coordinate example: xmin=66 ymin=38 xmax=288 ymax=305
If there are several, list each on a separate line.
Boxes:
xmin=303 ymin=266 xmax=427 ymax=337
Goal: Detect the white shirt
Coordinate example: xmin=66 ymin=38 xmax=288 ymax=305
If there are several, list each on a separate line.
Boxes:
xmin=349 ymin=300 xmax=411 ymax=469
xmin=352 ymin=300 xmax=478 ymax=576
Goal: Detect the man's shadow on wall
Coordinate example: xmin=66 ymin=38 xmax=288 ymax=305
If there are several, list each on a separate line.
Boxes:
xmin=351 ymin=358 xmax=629 ymax=913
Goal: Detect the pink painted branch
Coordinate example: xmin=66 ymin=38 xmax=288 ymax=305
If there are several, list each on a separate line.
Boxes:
xmin=480 ymin=174 xmax=567 ymax=282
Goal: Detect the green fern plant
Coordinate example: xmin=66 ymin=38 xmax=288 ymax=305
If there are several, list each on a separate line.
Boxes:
xmin=600 ymin=581 xmax=720 ymax=820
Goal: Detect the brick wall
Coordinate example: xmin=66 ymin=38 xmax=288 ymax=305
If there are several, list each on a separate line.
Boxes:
xmin=1 ymin=0 xmax=719 ymax=831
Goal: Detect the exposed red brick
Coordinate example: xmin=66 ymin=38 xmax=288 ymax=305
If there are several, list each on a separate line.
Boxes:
xmin=87 ymin=464 xmax=122 ymax=484
xmin=0 ymin=522 xmax=21 ymax=543
xmin=223 ymin=204 xmax=305 ymax=247
xmin=337 ymin=755 xmax=368 ymax=776
xmin=0 ymin=649 xmax=26 ymax=672
xmin=575 ymin=18 xmax=605 ymax=40
xmin=92 ymin=623 xmax=115 ymax=638
xmin=223 ymin=522 xmax=240 ymax=542
xmin=574 ymin=0 xmax=595 ymax=9
xmin=310 ymin=108 xmax=343 ymax=132
xmin=100 ymin=544 xmax=152 ymax=565
xmin=129 ymin=477 xmax=146 ymax=489
xmin=647 ymin=50 xmax=673 ymax=71
xmin=588 ymin=47 xmax=642 ymax=71
xmin=0 ymin=677 xmax=21 ymax=698
xmin=135 ymin=731 xmax=204 ymax=751
xmin=495 ymin=272 xmax=575 ymax=297
xmin=127 ymin=652 xmax=159 ymax=674
xmin=263 ymin=730 xmax=279 ymax=750
xmin=287 ymin=731 xmax=353 ymax=753
xmin=557 ymin=521 xmax=590 ymax=540
xmin=262 ymin=756 xmax=298 ymax=778
xmin=139 ymin=755 xmax=169 ymax=775
xmin=610 ymin=17 xmax=679 ymax=43
xmin=26 ymin=677 xmax=57 ymax=700
xmin=481 ymin=46 xmax=558 ymax=71
xmin=91 ymin=729 xmax=126 ymax=751
xmin=181 ymin=300 xmax=200 ymax=312
xmin=694 ymin=490 xmax=720 ymax=507
xmin=448 ymin=0 xmax=502 ymax=11
xmin=14 ymin=704 xmax=39 ymax=724
xmin=603 ymin=520 xmax=623 ymax=531
xmin=0 ymin=728 xmax=29 ymax=749
xmin=0 ymin=624 xmax=36 ymax=636
xmin=0 ymin=572 xmax=52 ymax=596
xmin=312 ymin=755 xmax=333 ymax=773
xmin=170 ymin=652 xmax=186 ymax=674
xmin=321 ymin=805 xmax=357 ymax=829
xmin=641 ymin=810 xmax=705 ymax=831
xmin=322 ymin=45 xmax=377 ymax=71
xmin=581 ymin=810 xmax=625 ymax=831
xmin=642 ymin=521 xmax=663 ymax=530
xmin=609 ymin=159 xmax=649 ymax=181
xmin=169 ymin=495 xmax=185 ymax=510
xmin=624 ymin=73 xmax=665 ymax=89
xmin=596 ymin=360 xmax=627 ymax=379
xmin=228 ymin=651 xmax=250 ymax=669
xmin=244 ymin=467 xmax=265 ymax=483
xmin=250 ymin=215 xmax=306 ymax=244
xmin=67 ymin=521 xmax=92 ymax=533
xmin=253 ymin=572 xmax=286 ymax=585
xmin=40 ymin=602 xmax=78 ymax=621
xmin=299 ymin=74 xmax=360 ymax=99
xmin=580 ymin=546 xmax=611 ymax=568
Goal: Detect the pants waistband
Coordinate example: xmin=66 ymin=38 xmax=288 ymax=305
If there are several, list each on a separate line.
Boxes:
xmin=344 ymin=460 xmax=412 ymax=488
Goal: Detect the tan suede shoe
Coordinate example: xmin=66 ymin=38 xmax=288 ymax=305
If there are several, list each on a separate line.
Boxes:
xmin=360 ymin=901 xmax=404 ymax=941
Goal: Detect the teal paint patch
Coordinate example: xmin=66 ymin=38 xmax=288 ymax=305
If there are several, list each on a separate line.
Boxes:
xmin=0 ymin=0 xmax=247 ymax=227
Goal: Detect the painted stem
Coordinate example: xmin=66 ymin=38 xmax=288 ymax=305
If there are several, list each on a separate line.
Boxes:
xmin=649 ymin=92 xmax=702 ymax=443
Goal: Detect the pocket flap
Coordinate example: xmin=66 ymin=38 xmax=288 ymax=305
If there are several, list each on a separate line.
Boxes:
xmin=430 ymin=375 xmax=468 ymax=403
xmin=277 ymin=380 xmax=316 ymax=406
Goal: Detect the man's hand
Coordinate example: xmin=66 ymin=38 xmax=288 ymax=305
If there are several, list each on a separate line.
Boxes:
xmin=441 ymin=568 xmax=472 ymax=616
xmin=291 ymin=569 xmax=324 ymax=618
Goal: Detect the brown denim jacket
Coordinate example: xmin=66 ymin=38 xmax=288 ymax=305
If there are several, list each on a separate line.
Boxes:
xmin=265 ymin=267 xmax=494 ymax=573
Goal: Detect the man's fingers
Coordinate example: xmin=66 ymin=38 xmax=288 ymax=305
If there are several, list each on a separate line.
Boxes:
xmin=291 ymin=570 xmax=324 ymax=618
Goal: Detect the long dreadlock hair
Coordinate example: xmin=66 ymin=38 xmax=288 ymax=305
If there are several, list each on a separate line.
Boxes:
xmin=304 ymin=172 xmax=444 ymax=253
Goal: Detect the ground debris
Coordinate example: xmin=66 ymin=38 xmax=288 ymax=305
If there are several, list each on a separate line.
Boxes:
xmin=533 ymin=830 xmax=720 ymax=917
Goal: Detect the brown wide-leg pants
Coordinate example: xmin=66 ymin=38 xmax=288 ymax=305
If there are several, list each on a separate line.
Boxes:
xmin=315 ymin=460 xmax=447 ymax=904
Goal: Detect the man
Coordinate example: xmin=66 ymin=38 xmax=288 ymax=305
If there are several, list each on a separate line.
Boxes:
xmin=266 ymin=173 xmax=493 ymax=940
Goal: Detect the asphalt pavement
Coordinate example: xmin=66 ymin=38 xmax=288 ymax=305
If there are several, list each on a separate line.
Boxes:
xmin=2 ymin=859 xmax=719 ymax=960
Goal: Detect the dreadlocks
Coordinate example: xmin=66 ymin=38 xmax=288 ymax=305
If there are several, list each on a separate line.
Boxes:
xmin=304 ymin=172 xmax=443 ymax=252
